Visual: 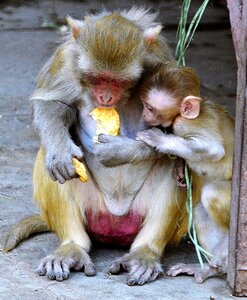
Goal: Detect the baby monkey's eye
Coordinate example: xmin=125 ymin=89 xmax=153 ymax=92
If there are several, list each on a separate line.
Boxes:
xmin=145 ymin=103 xmax=155 ymax=113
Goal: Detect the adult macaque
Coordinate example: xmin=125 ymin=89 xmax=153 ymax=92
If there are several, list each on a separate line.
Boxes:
xmin=3 ymin=9 xmax=188 ymax=286
xmin=136 ymin=64 xmax=234 ymax=283
xmin=31 ymin=9 xmax=172 ymax=184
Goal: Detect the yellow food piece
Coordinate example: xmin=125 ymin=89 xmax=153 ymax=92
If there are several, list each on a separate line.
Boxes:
xmin=72 ymin=158 xmax=88 ymax=182
xmin=90 ymin=107 xmax=120 ymax=142
xmin=73 ymin=108 xmax=120 ymax=182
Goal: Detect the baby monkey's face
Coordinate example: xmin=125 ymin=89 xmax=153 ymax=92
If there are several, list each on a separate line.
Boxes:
xmin=140 ymin=88 xmax=179 ymax=128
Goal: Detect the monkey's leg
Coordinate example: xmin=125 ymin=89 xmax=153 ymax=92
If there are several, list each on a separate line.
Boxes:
xmin=199 ymin=181 xmax=230 ymax=271
xmin=167 ymin=201 xmax=228 ymax=283
xmin=201 ymin=180 xmax=231 ymax=231
xmin=35 ymin=195 xmax=95 ymax=281
xmin=34 ymin=148 xmax=95 ymax=281
xmin=36 ymin=190 xmax=95 ymax=281
xmin=109 ymin=160 xmax=187 ymax=285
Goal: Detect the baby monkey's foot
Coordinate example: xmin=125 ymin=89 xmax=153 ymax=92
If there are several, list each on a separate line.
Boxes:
xmin=166 ymin=263 xmax=224 ymax=283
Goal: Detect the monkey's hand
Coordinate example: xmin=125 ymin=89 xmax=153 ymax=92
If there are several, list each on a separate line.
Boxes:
xmin=109 ymin=247 xmax=163 ymax=285
xmin=172 ymin=158 xmax=187 ymax=189
xmin=45 ymin=141 xmax=83 ymax=184
xmin=94 ymin=134 xmax=156 ymax=167
xmin=136 ymin=127 xmax=165 ymax=148
xmin=137 ymin=129 xmax=187 ymax=188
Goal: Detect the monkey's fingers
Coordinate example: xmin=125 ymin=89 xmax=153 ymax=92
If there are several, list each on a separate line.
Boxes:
xmin=126 ymin=259 xmax=163 ymax=286
xmin=37 ymin=243 xmax=96 ymax=281
xmin=176 ymin=177 xmax=187 ymax=189
xmin=83 ymin=262 xmax=97 ymax=276
xmin=109 ymin=252 xmax=163 ymax=285
xmin=73 ymin=254 xmax=96 ymax=276
xmin=167 ymin=263 xmax=199 ymax=277
xmin=136 ymin=132 xmax=158 ymax=148
xmin=109 ymin=260 xmax=126 ymax=274
xmin=126 ymin=264 xmax=146 ymax=285
xmin=53 ymin=167 xmax=66 ymax=184
xmin=38 ymin=258 xmax=70 ymax=281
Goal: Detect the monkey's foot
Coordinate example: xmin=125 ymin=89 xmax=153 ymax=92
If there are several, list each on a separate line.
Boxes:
xmin=36 ymin=242 xmax=96 ymax=281
xmin=109 ymin=247 xmax=163 ymax=286
xmin=166 ymin=263 xmax=225 ymax=283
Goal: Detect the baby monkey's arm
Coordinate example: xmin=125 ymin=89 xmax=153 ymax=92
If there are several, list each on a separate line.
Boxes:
xmin=136 ymin=127 xmax=225 ymax=162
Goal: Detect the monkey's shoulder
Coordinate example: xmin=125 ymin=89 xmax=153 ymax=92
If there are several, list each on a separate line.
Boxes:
xmin=173 ymin=101 xmax=234 ymax=139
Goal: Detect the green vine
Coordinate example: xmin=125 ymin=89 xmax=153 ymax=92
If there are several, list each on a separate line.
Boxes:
xmin=176 ymin=0 xmax=210 ymax=66
xmin=176 ymin=0 xmax=211 ymax=269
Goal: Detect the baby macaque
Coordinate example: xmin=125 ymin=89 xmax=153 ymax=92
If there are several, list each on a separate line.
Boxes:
xmin=136 ymin=64 xmax=234 ymax=283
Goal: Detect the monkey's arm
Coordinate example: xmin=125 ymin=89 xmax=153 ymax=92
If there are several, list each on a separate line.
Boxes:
xmin=32 ymin=100 xmax=83 ymax=183
xmin=94 ymin=134 xmax=159 ymax=167
xmin=136 ymin=128 xmax=225 ymax=162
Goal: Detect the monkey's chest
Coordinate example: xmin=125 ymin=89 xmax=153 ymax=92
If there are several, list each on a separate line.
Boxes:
xmin=85 ymin=210 xmax=143 ymax=246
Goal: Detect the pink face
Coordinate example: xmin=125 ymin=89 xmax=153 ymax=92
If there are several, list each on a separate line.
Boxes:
xmin=87 ymin=75 xmax=132 ymax=107
xmin=140 ymin=88 xmax=179 ymax=128
xmin=141 ymin=102 xmax=163 ymax=126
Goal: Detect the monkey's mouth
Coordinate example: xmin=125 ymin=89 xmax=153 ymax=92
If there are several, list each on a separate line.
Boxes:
xmin=95 ymin=100 xmax=116 ymax=108
xmin=146 ymin=121 xmax=161 ymax=126
xmin=98 ymin=104 xmax=115 ymax=108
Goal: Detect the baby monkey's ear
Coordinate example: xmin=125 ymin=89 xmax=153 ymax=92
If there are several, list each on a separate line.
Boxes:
xmin=180 ymin=96 xmax=202 ymax=119
xmin=143 ymin=25 xmax=163 ymax=45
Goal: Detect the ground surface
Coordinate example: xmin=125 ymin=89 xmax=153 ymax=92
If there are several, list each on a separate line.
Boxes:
xmin=0 ymin=1 xmax=237 ymax=299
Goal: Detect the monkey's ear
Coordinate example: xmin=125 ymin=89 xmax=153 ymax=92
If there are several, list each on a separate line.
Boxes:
xmin=180 ymin=96 xmax=202 ymax=119
xmin=144 ymin=25 xmax=163 ymax=45
xmin=66 ymin=16 xmax=84 ymax=40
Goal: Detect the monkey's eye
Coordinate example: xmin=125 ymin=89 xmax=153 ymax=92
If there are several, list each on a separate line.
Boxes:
xmin=116 ymin=79 xmax=133 ymax=88
xmin=145 ymin=103 xmax=155 ymax=114
xmin=85 ymin=75 xmax=105 ymax=85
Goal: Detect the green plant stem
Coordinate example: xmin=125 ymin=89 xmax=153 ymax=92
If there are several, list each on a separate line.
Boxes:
xmin=175 ymin=0 xmax=211 ymax=268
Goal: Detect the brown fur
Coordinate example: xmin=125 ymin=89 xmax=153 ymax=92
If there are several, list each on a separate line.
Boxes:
xmin=80 ymin=14 xmax=145 ymax=72
xmin=3 ymin=215 xmax=48 ymax=252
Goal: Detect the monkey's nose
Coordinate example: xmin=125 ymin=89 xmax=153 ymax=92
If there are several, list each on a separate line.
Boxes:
xmin=100 ymin=95 xmax=112 ymax=103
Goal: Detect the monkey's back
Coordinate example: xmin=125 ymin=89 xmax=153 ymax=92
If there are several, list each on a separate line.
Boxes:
xmin=173 ymin=100 xmax=234 ymax=181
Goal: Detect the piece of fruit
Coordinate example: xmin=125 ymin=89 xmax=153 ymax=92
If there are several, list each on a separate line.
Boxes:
xmin=90 ymin=107 xmax=120 ymax=142
xmin=73 ymin=108 xmax=120 ymax=182
xmin=72 ymin=158 xmax=88 ymax=182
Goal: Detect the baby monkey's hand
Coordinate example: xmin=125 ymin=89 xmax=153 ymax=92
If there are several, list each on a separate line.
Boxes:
xmin=137 ymin=129 xmax=187 ymax=189
xmin=172 ymin=158 xmax=187 ymax=189
xmin=136 ymin=128 xmax=165 ymax=148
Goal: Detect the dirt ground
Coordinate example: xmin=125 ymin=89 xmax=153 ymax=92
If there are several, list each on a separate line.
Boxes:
xmin=0 ymin=1 xmax=237 ymax=299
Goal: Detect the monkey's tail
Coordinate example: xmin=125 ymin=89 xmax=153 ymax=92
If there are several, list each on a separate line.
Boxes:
xmin=2 ymin=215 xmax=49 ymax=252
